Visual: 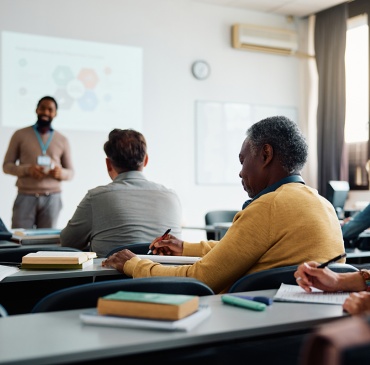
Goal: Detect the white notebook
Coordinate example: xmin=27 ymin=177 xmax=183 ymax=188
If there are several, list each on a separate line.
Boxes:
xmin=274 ymin=283 xmax=350 ymax=305
xmin=80 ymin=305 xmax=211 ymax=332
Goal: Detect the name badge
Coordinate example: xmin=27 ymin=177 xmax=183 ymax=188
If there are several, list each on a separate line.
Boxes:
xmin=37 ymin=155 xmax=52 ymax=167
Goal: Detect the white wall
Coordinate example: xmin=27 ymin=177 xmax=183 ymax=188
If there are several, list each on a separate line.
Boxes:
xmin=0 ymin=0 xmax=302 ymax=236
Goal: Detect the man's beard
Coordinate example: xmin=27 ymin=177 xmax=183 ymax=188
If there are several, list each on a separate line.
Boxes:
xmin=36 ymin=117 xmax=52 ymax=129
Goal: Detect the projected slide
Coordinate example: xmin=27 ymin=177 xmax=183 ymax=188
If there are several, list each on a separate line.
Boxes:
xmin=1 ymin=31 xmax=143 ymax=132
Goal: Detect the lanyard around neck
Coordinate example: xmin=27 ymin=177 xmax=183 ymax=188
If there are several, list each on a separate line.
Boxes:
xmin=32 ymin=124 xmax=54 ymax=155
xmin=242 ymin=175 xmax=305 ymax=209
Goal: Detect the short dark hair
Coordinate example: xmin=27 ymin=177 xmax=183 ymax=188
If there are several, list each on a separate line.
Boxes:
xmin=37 ymin=96 xmax=58 ymax=110
xmin=246 ymin=116 xmax=308 ymax=174
xmin=104 ymin=129 xmax=147 ymax=171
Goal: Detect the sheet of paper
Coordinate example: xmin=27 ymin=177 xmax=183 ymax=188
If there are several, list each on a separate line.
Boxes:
xmin=0 ymin=264 xmax=20 ymax=281
xmin=273 ymin=283 xmax=350 ymax=305
xmin=136 ymin=255 xmax=201 ymax=264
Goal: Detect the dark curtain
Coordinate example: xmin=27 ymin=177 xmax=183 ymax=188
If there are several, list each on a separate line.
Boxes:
xmin=315 ymin=3 xmax=348 ymax=198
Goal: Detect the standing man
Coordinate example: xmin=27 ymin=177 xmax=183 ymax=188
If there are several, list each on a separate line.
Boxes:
xmin=60 ymin=128 xmax=182 ymax=258
xmin=3 ymin=96 xmax=74 ymax=229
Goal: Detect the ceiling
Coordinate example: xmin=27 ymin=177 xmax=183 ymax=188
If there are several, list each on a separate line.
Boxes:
xmin=193 ymin=0 xmax=350 ymax=17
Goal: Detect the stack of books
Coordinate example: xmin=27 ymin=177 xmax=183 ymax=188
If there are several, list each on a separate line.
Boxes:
xmin=21 ymin=251 xmax=97 ymax=269
xmin=80 ymin=291 xmax=211 ymax=331
xmin=12 ymin=228 xmax=62 ymax=245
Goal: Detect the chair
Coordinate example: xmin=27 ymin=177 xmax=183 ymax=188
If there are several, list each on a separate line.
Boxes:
xmin=204 ymin=210 xmax=238 ymax=240
xmin=228 ymin=263 xmax=359 ymax=293
xmin=0 ymin=304 xmax=8 ymax=317
xmin=31 ymin=276 xmax=215 ymax=313
xmin=105 ymin=242 xmax=150 ymax=257
xmin=0 ymin=246 xmax=82 ymax=265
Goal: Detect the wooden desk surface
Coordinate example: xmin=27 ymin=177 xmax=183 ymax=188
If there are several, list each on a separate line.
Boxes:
xmin=1 ymin=258 xmax=122 ymax=283
xmin=0 ymin=289 xmax=347 ymax=365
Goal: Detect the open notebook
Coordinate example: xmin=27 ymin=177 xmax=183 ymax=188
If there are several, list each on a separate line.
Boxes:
xmin=273 ymin=283 xmax=350 ymax=305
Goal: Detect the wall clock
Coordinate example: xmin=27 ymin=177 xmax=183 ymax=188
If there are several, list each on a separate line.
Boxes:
xmin=191 ymin=60 xmax=210 ymax=80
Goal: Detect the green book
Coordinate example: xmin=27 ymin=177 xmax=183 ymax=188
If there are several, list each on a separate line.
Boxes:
xmin=103 ymin=291 xmax=196 ymax=304
xmin=98 ymin=291 xmax=199 ymax=320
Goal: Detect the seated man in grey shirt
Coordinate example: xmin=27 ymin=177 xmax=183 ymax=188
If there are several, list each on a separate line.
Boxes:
xmin=60 ymin=129 xmax=182 ymax=257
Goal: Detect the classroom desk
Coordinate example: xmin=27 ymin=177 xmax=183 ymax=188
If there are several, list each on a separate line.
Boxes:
xmin=1 ymin=258 xmax=121 ymax=283
xmin=0 ymin=289 xmax=347 ymax=365
xmin=0 ymin=259 xmax=125 ymax=315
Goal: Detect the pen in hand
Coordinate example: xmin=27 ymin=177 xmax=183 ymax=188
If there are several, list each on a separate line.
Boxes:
xmin=317 ymin=253 xmax=347 ymax=268
xmin=147 ymin=228 xmax=171 ymax=255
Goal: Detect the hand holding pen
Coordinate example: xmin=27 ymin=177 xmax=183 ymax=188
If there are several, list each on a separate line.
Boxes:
xmin=294 ymin=253 xmax=348 ymax=293
xmin=147 ymin=229 xmax=171 ymax=254
xmin=147 ymin=229 xmax=184 ymax=256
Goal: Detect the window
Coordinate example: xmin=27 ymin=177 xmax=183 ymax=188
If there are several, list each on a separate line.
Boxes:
xmin=345 ymin=13 xmax=369 ymax=189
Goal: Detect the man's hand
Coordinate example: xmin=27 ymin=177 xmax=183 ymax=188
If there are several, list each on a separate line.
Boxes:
xmin=148 ymin=234 xmax=184 ymax=256
xmin=48 ymin=165 xmax=62 ymax=180
xmin=102 ymin=249 xmax=136 ymax=273
xmin=29 ymin=165 xmax=46 ymax=180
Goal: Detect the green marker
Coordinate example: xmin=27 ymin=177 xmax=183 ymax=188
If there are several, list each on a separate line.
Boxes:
xmin=221 ymin=294 xmax=267 ymax=311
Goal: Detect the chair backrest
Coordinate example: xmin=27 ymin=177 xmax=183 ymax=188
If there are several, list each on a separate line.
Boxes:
xmin=204 ymin=210 xmax=238 ymax=240
xmin=31 ymin=276 xmax=215 ymax=313
xmin=105 ymin=243 xmax=150 ymax=258
xmin=0 ymin=304 xmax=8 ymax=317
xmin=0 ymin=246 xmax=82 ymax=265
xmin=229 ymin=263 xmax=359 ymax=293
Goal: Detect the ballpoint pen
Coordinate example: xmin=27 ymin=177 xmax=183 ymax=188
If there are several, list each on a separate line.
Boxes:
xmin=317 ymin=253 xmax=347 ymax=268
xmin=147 ymin=228 xmax=171 ymax=255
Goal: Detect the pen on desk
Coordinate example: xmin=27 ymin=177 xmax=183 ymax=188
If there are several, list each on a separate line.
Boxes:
xmin=317 ymin=253 xmax=347 ymax=268
xmin=147 ymin=228 xmax=171 ymax=255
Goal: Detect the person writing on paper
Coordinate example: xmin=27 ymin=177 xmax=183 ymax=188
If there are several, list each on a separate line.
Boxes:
xmin=2 ymin=96 xmax=74 ymax=229
xmin=60 ymin=129 xmax=182 ymax=257
xmin=294 ymin=262 xmax=370 ymax=314
xmin=103 ymin=116 xmax=345 ymax=294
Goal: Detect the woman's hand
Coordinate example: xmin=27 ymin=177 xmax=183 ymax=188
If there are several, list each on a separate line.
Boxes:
xmin=294 ymin=261 xmax=340 ymax=292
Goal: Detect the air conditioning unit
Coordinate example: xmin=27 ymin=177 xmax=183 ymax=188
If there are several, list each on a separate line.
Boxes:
xmin=232 ymin=24 xmax=299 ymax=56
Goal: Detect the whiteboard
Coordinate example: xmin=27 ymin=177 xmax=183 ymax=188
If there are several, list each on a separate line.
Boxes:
xmin=195 ymin=101 xmax=297 ymax=185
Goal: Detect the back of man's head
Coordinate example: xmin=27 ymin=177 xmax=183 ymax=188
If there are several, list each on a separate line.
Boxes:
xmin=246 ymin=115 xmax=308 ymax=174
xmin=104 ymin=129 xmax=147 ymax=172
